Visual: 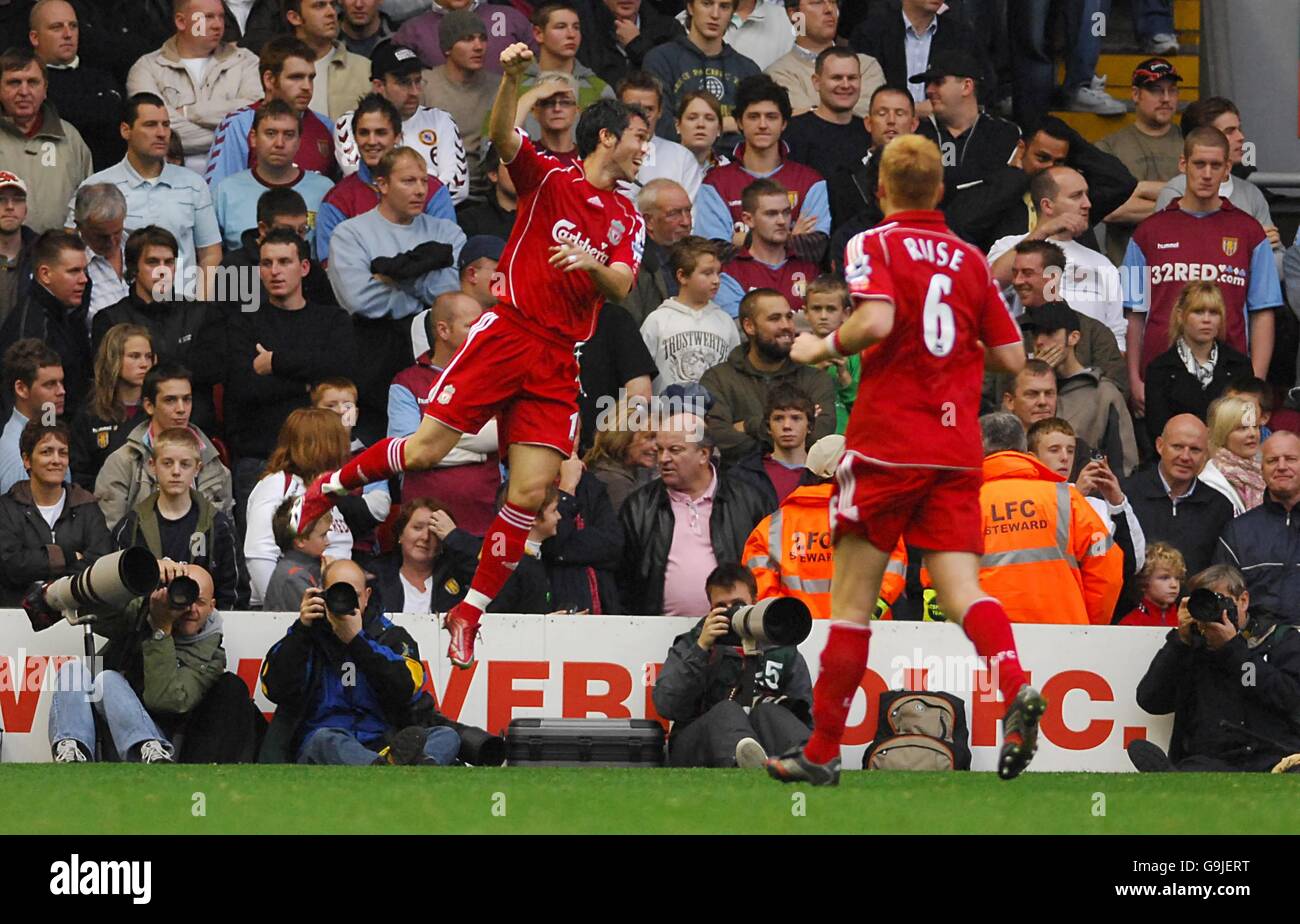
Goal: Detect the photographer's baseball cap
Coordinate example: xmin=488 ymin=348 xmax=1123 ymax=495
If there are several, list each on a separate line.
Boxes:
xmin=439 ymin=9 xmax=488 ymax=55
xmin=371 ymin=42 xmax=424 ymax=82
xmin=0 ymin=170 xmax=27 ymax=194
xmin=1020 ymin=301 xmax=1080 ymax=335
xmin=1132 ymin=57 xmax=1183 ymax=88
xmin=457 ymin=235 xmax=506 ymax=272
xmin=909 ymin=50 xmax=983 ymax=85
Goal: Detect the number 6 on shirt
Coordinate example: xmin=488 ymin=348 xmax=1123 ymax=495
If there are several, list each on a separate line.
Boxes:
xmin=923 ymin=273 xmax=956 ymax=358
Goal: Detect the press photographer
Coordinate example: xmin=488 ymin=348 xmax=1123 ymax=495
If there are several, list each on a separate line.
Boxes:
xmin=46 ymin=562 xmax=264 ymax=763
xmin=259 ymin=559 xmax=501 ymax=766
xmin=1131 ymin=564 xmax=1300 ymax=772
xmin=652 ymin=564 xmax=813 ymax=768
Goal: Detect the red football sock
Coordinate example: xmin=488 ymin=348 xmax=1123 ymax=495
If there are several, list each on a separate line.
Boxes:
xmin=962 ymin=598 xmax=1028 ymax=706
xmin=332 ymin=436 xmax=409 ymax=491
xmin=804 ymin=622 xmax=872 ymax=765
xmin=457 ymin=502 xmax=536 ymax=624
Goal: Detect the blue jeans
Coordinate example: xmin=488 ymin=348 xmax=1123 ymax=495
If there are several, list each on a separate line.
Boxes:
xmin=1064 ymin=0 xmax=1110 ymax=89
xmin=1009 ymin=0 xmax=1063 ymax=127
xmin=1133 ymin=0 xmax=1174 ymax=39
xmin=48 ymin=662 xmax=173 ymax=761
xmin=297 ymin=726 xmax=461 ymax=766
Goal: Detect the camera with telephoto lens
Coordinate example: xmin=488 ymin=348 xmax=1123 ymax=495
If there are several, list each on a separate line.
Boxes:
xmin=718 ymin=598 xmax=813 ymax=654
xmin=165 ymin=575 xmax=200 ymax=609
xmin=323 ymin=582 xmax=360 ymax=618
xmin=1187 ymin=587 xmax=1236 ymax=623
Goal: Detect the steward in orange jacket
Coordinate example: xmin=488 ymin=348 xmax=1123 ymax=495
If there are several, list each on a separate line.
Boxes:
xmin=743 ymin=483 xmax=907 ymax=619
xmin=980 ymin=451 xmax=1123 ymax=624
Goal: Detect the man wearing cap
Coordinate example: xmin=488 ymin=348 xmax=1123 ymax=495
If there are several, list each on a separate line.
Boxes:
xmin=0 ymin=170 xmax=33 ymax=327
xmin=1097 ymin=57 xmax=1185 ymax=264
xmin=421 ymin=10 xmax=498 ymax=202
xmin=390 ymin=290 xmax=500 ymax=535
xmin=339 ymin=0 xmax=396 ymax=58
xmin=988 ymin=165 xmax=1126 ymax=349
xmin=394 ymin=0 xmax=534 ymax=72
xmin=1022 ymin=301 xmax=1138 ymax=476
xmin=334 ymin=42 xmax=468 ymax=204
xmin=913 ymin=49 xmax=1026 ymax=250
xmin=286 ymin=0 xmax=372 ymax=122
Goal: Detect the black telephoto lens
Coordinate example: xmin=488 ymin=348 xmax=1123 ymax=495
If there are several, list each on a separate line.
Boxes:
xmin=323 ymin=582 xmax=360 ymax=617
xmin=1186 ymin=588 xmax=1231 ymax=622
xmin=167 ymin=575 xmax=200 ymax=609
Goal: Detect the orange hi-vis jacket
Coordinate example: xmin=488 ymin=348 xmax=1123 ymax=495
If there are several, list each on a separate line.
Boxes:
xmin=979 ymin=451 xmax=1124 ymax=625
xmin=742 ymin=483 xmax=907 ymax=620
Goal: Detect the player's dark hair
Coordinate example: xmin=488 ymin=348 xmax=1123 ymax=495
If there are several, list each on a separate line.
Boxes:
xmin=124 ymin=225 xmax=179 ymax=284
xmin=143 ymin=360 xmax=192 ymax=406
xmin=252 ymin=97 xmax=301 ymax=132
xmin=19 ymin=419 xmax=69 ymax=462
xmin=705 ymin=563 xmax=758 ymax=601
xmin=669 ymin=235 xmax=723 ymax=279
xmin=764 ymin=383 xmax=815 ymax=425
xmin=738 ymin=287 xmax=785 ymax=325
xmin=351 ymin=92 xmax=403 ymax=136
xmin=740 ymin=177 xmax=788 ymax=216
xmin=122 ymin=92 xmax=166 ymax=127
xmin=615 ymin=71 xmax=663 ymax=106
xmin=4 ymin=338 xmax=61 ymax=399
xmin=575 ymin=98 xmax=648 ymax=159
xmin=260 ymin=226 xmax=310 ymax=262
xmin=814 ymin=46 xmax=858 ymax=76
xmin=1013 ymin=239 xmax=1066 ymax=273
xmin=734 ymin=75 xmax=792 ymax=123
xmin=1180 ymin=96 xmax=1239 ymax=135
xmin=256 ymin=187 xmax=309 ymax=227
xmin=868 ymin=84 xmax=914 ymax=113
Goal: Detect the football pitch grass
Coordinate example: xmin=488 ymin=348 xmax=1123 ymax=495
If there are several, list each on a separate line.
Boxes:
xmin=3 ymin=765 xmax=1298 ymax=834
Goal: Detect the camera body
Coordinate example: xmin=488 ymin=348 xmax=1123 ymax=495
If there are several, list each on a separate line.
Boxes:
xmin=1186 ymin=587 xmax=1236 ymax=623
xmin=718 ymin=598 xmax=812 ymax=654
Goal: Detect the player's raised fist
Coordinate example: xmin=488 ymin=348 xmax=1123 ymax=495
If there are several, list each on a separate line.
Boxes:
xmin=500 ymin=43 xmax=534 ymax=77
xmin=789 ymin=331 xmax=829 ymax=366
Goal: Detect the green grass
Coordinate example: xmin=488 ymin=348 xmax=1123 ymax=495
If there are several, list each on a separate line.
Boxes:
xmin=3 ymin=766 xmax=1297 ymax=834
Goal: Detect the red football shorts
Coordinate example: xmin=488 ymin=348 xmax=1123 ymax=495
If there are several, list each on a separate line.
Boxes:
xmin=422 ymin=308 xmax=580 ymax=455
xmin=831 ymin=451 xmax=984 ymax=555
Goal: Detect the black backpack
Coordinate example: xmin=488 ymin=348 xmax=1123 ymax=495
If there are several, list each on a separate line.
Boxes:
xmin=863 ymin=690 xmax=972 ymax=771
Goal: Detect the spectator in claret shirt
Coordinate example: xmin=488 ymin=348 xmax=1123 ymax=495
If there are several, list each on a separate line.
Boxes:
xmin=716 ymin=178 xmax=818 ymax=320
xmin=693 ymin=75 xmax=829 ymax=265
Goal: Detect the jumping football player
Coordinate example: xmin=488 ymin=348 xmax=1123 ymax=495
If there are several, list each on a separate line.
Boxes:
xmin=294 ymin=42 xmax=649 ymax=668
xmin=765 ymin=134 xmax=1048 ymax=784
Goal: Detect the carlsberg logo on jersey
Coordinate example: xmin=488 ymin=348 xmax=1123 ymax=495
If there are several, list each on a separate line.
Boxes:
xmin=552 ymin=220 xmax=610 ymax=265
xmin=50 ymin=855 xmax=151 ymax=904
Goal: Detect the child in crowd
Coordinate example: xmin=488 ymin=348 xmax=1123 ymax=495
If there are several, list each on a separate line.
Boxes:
xmin=262 ymin=497 xmax=331 ymax=613
xmin=802 ymin=275 xmax=858 ymax=434
xmin=1120 ymin=542 xmax=1186 ymax=627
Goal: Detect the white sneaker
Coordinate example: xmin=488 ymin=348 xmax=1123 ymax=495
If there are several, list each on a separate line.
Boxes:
xmin=735 ymin=736 xmax=768 ymax=769
xmin=52 ymin=739 xmax=87 ymax=762
xmin=1090 ymin=74 xmax=1108 ymax=92
xmin=1143 ymin=33 xmax=1179 ymax=55
xmin=1067 ymin=84 xmax=1127 ymax=115
xmin=138 ymin=740 xmax=174 ymax=764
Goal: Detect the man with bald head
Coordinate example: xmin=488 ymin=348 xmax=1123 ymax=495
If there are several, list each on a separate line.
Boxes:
xmin=618 ymin=412 xmax=771 ymax=616
xmin=261 ymin=558 xmax=464 ymax=765
xmin=622 ymin=178 xmax=694 ymax=325
xmin=389 ymin=290 xmax=499 ymax=534
xmin=49 ymin=563 xmax=265 ymax=763
xmin=1125 ymin=413 xmax=1236 ymax=574
xmin=1216 ymin=430 xmax=1300 ymax=625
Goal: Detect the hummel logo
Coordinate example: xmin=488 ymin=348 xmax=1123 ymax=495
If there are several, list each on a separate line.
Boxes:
xmin=1156 ymin=242 xmax=1180 ymax=250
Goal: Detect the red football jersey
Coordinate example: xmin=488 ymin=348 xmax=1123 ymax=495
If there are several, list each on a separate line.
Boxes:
xmin=843 ymin=210 xmax=1020 ymax=470
xmin=497 ymin=130 xmax=645 ymax=343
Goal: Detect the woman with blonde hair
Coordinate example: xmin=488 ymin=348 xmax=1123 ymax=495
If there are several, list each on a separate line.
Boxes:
xmin=1199 ymin=395 xmax=1264 ymax=515
xmin=582 ymin=403 xmax=658 ymax=515
xmin=1143 ymin=281 xmax=1251 ymax=437
xmin=243 ymin=408 xmax=366 ymax=606
xmin=69 ymin=324 xmax=154 ymax=488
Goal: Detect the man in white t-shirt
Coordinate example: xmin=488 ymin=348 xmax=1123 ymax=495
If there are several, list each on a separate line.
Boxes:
xmin=615 ymin=71 xmax=705 ymax=200
xmin=987 ymin=165 xmax=1126 ymax=351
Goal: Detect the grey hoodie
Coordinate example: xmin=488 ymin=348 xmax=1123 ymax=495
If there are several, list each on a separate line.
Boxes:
xmin=643 ymin=33 xmax=762 ymax=140
xmin=641 ymin=297 xmax=741 ymax=393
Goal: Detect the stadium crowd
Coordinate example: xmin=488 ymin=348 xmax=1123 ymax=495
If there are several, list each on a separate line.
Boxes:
xmin=4 ymin=0 xmax=1300 ymax=771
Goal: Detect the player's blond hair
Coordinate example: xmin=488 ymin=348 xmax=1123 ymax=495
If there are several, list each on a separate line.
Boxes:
xmin=878 ymin=135 xmax=944 ymax=210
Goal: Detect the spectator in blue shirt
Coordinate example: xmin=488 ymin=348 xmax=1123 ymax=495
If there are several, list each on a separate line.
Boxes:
xmin=0 ymin=339 xmax=65 ymax=494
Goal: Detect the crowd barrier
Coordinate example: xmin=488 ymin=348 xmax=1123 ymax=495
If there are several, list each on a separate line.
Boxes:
xmin=0 ymin=612 xmax=1172 ymax=770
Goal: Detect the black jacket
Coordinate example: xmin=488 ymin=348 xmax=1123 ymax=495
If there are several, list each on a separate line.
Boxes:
xmin=222 ymin=228 xmax=338 ymax=309
xmin=542 ymin=470 xmax=624 ymax=614
xmin=918 ymin=114 xmax=1027 ymax=251
xmin=68 ymin=404 xmax=142 ymax=489
xmin=113 ymin=489 xmax=241 ymax=611
xmin=1137 ymin=615 xmax=1300 ymax=768
xmin=64 ymin=1 xmax=175 ymax=85
xmin=1124 ymin=466 xmax=1236 ymax=575
xmin=46 ymin=61 xmax=125 ymax=171
xmin=224 ymin=0 xmax=288 ymax=54
xmin=0 ymin=481 xmax=113 ymax=606
xmin=618 ymin=468 xmax=772 ymax=615
xmin=1142 ymin=343 xmax=1253 ymax=440
xmin=455 ymin=196 xmax=516 ymax=242
xmin=0 ymin=282 xmax=93 ymax=419
xmin=850 ymin=2 xmax=992 ymax=98
xmin=652 ymin=617 xmax=813 ymax=737
xmin=577 ymin=0 xmax=685 ymax=86
xmin=1216 ymin=495 xmax=1300 ymax=626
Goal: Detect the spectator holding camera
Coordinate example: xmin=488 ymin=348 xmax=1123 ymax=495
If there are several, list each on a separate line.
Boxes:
xmin=259 ymin=558 xmax=463 ymax=766
xmin=0 ymin=421 xmax=111 ymax=606
xmin=1131 ymin=563 xmax=1300 ymax=772
xmin=49 ymin=564 xmax=264 ymax=763
xmin=652 ymin=563 xmax=811 ymax=768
